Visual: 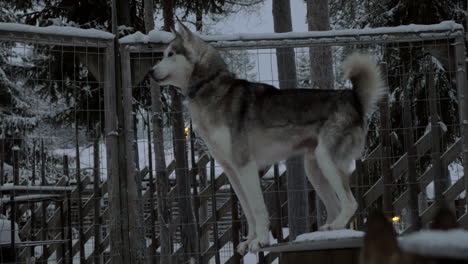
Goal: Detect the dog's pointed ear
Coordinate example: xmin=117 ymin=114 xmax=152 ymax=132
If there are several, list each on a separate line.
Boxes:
xmin=431 ymin=206 xmax=458 ymax=230
xmin=170 ymin=25 xmax=182 ymax=40
xmin=176 ymin=18 xmax=193 ymax=40
xmin=361 ymin=211 xmax=399 ymax=263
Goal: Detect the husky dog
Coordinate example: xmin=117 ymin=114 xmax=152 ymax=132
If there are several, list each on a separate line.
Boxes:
xmin=361 ymin=208 xmax=468 ymax=264
xmin=150 ymin=22 xmax=386 ymax=254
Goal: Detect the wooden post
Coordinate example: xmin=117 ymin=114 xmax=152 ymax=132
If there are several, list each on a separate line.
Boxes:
xmin=427 ymin=72 xmax=446 ymax=205
xmin=0 ymin=135 xmax=3 ymax=186
xmin=146 ymin=115 xmax=157 ymax=261
xmin=379 ymin=63 xmax=393 ymax=217
xmin=71 ymin=121 xmax=85 ymax=264
xmin=453 ymin=37 xmax=468 ymax=213
xmin=401 ymin=74 xmax=421 ymax=231
xmin=93 ymin=134 xmax=102 ymax=264
xmin=120 ymin=47 xmax=148 ymax=264
xmin=41 ymin=140 xmax=50 ymax=263
xmin=189 ymin=124 xmax=202 ymax=264
xmin=353 ymin=160 xmax=365 ymax=228
xmin=274 ymin=164 xmax=284 ymax=241
xmin=59 ymin=199 xmax=66 ymax=262
xmin=231 ymin=183 xmax=241 ymax=264
xmin=64 ymin=155 xmax=73 ymax=264
xmin=110 ymin=1 xmax=132 ymax=263
xmin=198 ymin=155 xmax=209 ymax=255
xmin=30 ymin=142 xmax=36 ymax=258
xmin=210 ymin=158 xmax=221 ymax=264
xmin=11 ymin=147 xmax=19 ymax=262
xmin=150 ymin=77 xmax=171 ymax=264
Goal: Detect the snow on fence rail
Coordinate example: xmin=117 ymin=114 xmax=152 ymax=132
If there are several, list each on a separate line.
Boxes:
xmin=0 ymin=22 xmax=113 ymax=47
xmin=120 ymin=21 xmax=464 ymax=51
xmin=0 ymin=21 xmax=467 ymax=264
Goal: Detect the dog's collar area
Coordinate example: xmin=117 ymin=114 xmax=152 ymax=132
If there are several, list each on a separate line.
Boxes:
xmin=188 ymin=70 xmax=223 ymax=99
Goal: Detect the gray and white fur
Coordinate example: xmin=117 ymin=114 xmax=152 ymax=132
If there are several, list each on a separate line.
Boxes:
xmin=151 ymin=23 xmax=386 ymax=254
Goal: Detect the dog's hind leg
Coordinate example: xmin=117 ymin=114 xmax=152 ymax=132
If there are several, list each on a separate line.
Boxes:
xmin=218 ymin=161 xmax=257 ymax=255
xmin=315 ymin=142 xmax=358 ymax=230
xmin=304 ymin=149 xmax=340 ymax=226
xmin=235 ymin=161 xmax=270 ymax=253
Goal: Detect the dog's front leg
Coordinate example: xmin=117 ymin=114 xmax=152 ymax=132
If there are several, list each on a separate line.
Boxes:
xmin=237 ymin=161 xmax=270 ymax=253
xmin=219 ymin=163 xmax=257 ymax=255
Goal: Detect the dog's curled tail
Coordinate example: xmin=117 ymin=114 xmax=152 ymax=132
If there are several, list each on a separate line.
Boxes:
xmin=344 ymin=53 xmax=386 ymax=116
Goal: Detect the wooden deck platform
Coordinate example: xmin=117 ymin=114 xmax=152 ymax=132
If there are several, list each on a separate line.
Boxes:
xmin=260 ymin=232 xmax=363 ymax=264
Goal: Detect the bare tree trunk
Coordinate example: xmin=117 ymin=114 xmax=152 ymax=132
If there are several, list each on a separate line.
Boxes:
xmin=307 ymin=0 xmax=334 ymax=90
xmin=306 ymin=0 xmax=334 ymax=228
xmin=116 ymin=0 xmax=131 ymax=27
xmin=162 ymin=0 xmax=200 ymax=262
xmin=272 ymin=0 xmax=310 ymax=241
xmin=144 ymin=1 xmax=172 ymax=263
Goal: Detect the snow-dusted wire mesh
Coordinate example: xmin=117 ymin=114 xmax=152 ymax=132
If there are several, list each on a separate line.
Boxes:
xmin=0 ymin=27 xmax=112 ymax=263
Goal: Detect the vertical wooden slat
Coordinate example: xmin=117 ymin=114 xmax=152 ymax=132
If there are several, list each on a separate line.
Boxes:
xmin=231 ymin=183 xmax=240 ymax=264
xmin=353 ymin=160 xmax=365 ymax=228
xmin=453 ymin=37 xmax=468 ymax=213
xmin=380 ymin=63 xmax=393 ymax=217
xmin=75 ymin=125 xmax=85 ymax=263
xmin=146 ymin=115 xmax=157 ymax=261
xmin=189 ymin=123 xmax=202 ymax=264
xmin=11 ymin=147 xmax=19 ymax=262
xmin=0 ymin=136 xmax=4 ymax=186
xmin=30 ymin=143 xmax=36 ymax=258
xmin=59 ymin=200 xmax=66 ymax=263
xmin=401 ymin=74 xmax=421 ymax=231
xmin=273 ymin=164 xmax=284 ymax=242
xmin=41 ymin=140 xmax=50 ymax=262
xmin=93 ymin=135 xmax=102 ymax=264
xmin=64 ymin=155 xmax=73 ymax=264
xmin=427 ymin=72 xmax=446 ymax=205
xmin=210 ymin=158 xmax=221 ymax=264
xmin=150 ymin=76 xmax=171 ymax=264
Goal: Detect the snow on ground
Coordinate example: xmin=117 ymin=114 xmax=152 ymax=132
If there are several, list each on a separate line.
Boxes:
xmin=0 ymin=215 xmax=21 ymax=245
xmin=426 ymin=161 xmax=465 ymax=199
xmin=53 ymin=139 xmax=288 ymax=182
xmin=398 ymin=229 xmax=468 ymax=259
xmin=0 ymin=22 xmax=114 ymax=39
xmin=294 ymin=229 xmax=364 ymax=242
xmin=53 ymin=140 xmax=175 ymax=181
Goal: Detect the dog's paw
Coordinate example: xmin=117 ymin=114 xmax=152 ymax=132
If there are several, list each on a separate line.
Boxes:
xmin=236 ymin=240 xmax=250 ymax=255
xmin=248 ymin=238 xmax=269 ymax=253
xmin=319 ymin=223 xmax=345 ymax=231
xmin=318 ymin=224 xmax=335 ymax=231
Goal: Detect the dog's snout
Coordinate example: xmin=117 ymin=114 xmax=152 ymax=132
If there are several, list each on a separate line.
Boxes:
xmin=149 ymin=67 xmax=158 ymax=81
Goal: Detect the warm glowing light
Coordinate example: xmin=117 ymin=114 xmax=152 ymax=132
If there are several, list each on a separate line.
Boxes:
xmin=392 ymin=216 xmax=400 ymax=222
xmin=184 ymin=127 xmax=189 ymax=139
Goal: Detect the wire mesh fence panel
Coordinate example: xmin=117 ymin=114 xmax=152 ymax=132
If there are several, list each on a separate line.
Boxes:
xmin=123 ymin=22 xmax=467 ymax=263
xmin=0 ymin=26 xmax=114 ymax=264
